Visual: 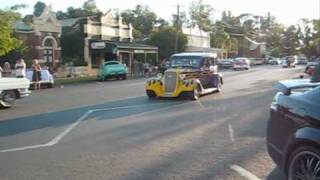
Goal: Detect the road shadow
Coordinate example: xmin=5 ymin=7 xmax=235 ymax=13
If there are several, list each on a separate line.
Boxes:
xmin=266 ymin=167 xmax=286 ymax=180
xmin=0 ymin=96 xmax=184 ymax=137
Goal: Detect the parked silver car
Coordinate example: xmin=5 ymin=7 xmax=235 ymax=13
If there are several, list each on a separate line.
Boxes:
xmin=26 ymin=70 xmax=54 ymax=88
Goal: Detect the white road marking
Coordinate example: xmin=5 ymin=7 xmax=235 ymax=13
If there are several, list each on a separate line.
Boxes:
xmin=0 ymin=102 xmax=184 ymax=153
xmin=47 ymin=110 xmax=93 ymax=146
xmin=228 ymin=124 xmax=235 ymax=143
xmin=230 ymin=165 xmax=262 ymax=180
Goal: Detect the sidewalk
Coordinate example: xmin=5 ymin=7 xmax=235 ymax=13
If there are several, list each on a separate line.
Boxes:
xmin=55 ymin=74 xmax=147 ymax=86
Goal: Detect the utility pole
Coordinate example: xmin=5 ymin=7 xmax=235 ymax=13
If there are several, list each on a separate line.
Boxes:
xmin=174 ymin=4 xmax=180 ymax=53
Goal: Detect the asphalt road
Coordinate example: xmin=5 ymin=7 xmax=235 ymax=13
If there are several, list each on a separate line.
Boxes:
xmin=0 ymin=65 xmax=304 ymax=180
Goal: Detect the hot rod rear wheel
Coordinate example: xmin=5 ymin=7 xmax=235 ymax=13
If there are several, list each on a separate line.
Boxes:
xmin=0 ymin=90 xmax=17 ymax=108
xmin=288 ymin=146 xmax=320 ymax=180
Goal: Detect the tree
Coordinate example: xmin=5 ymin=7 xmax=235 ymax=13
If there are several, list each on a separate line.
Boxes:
xmin=56 ymin=0 xmax=102 ymax=20
xmin=172 ymin=12 xmax=187 ymax=30
xmin=121 ymin=5 xmax=158 ymax=37
xmin=189 ymin=0 xmax=213 ymax=31
xmin=33 ymin=1 xmax=46 ymax=17
xmin=82 ymin=0 xmax=98 ymax=13
xmin=281 ymin=25 xmax=301 ymax=56
xmin=0 ymin=9 xmax=24 ymax=56
xmin=147 ymin=27 xmax=188 ymax=59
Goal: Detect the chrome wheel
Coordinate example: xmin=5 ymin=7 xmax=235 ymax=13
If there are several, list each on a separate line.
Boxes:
xmin=0 ymin=90 xmax=17 ymax=108
xmin=190 ymin=86 xmax=200 ymax=100
xmin=289 ymin=149 xmax=320 ymax=180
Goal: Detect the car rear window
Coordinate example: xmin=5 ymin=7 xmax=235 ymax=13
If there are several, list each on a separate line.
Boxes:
xmin=105 ymin=62 xmax=119 ymax=65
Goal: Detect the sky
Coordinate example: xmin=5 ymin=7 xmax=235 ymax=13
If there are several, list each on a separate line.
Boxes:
xmin=0 ymin=0 xmax=319 ymax=26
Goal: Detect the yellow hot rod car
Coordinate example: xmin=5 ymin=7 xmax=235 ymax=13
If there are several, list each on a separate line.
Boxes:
xmin=145 ymin=52 xmax=223 ymax=100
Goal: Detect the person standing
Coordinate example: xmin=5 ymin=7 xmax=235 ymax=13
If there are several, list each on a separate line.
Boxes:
xmin=15 ymin=58 xmax=26 ymax=78
xmin=32 ymin=60 xmax=42 ymax=90
xmin=0 ymin=66 xmax=3 ymax=78
xmin=2 ymin=62 xmax=12 ymax=77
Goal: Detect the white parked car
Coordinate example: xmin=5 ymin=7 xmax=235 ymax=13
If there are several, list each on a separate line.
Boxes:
xmin=268 ymin=58 xmax=281 ymax=65
xmin=26 ymin=70 xmax=54 ymax=88
xmin=0 ymin=77 xmax=31 ymax=108
xmin=233 ymin=57 xmax=251 ymax=70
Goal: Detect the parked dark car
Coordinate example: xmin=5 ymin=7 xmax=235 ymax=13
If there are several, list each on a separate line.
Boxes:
xmin=219 ymin=59 xmax=234 ymax=68
xmin=267 ymin=79 xmax=320 ymax=179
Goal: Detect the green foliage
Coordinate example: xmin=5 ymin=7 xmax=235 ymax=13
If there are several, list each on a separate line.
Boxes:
xmin=61 ymin=30 xmax=84 ymax=61
xmin=33 ymin=1 xmax=46 ymax=17
xmin=56 ymin=0 xmax=102 ymax=20
xmin=10 ymin=4 xmax=28 ymax=11
xmin=147 ymin=27 xmax=188 ymax=59
xmin=189 ymin=0 xmax=213 ymax=31
xmin=281 ymin=25 xmax=301 ymax=56
xmin=0 ymin=9 xmax=24 ymax=56
xmin=121 ymin=5 xmax=158 ymax=37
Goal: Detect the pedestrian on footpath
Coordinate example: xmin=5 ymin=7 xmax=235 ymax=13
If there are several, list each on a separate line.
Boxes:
xmin=15 ymin=58 xmax=26 ymax=78
xmin=2 ymin=62 xmax=12 ymax=77
xmin=32 ymin=60 xmax=42 ymax=90
xmin=0 ymin=66 xmax=3 ymax=78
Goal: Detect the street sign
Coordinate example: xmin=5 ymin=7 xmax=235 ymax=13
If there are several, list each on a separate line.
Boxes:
xmin=91 ymin=42 xmax=106 ymax=49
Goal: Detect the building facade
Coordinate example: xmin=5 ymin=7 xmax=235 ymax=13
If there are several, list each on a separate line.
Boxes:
xmin=60 ymin=12 xmax=158 ymax=75
xmin=14 ymin=6 xmax=62 ymax=68
xmin=182 ymin=26 xmax=225 ymax=57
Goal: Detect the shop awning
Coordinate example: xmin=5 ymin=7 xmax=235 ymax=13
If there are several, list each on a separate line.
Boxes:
xmin=90 ymin=40 xmax=158 ymax=54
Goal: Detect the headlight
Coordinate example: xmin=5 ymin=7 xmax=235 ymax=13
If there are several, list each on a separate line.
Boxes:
xmin=179 ymin=74 xmax=186 ymax=79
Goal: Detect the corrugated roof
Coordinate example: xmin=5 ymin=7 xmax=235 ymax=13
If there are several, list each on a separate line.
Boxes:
xmin=14 ymin=21 xmax=33 ymax=31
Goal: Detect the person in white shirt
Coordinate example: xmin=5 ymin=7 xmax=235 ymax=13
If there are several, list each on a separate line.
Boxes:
xmin=15 ymin=58 xmax=26 ymax=78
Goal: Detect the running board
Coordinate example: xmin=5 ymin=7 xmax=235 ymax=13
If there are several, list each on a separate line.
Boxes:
xmin=200 ymin=88 xmax=217 ymax=95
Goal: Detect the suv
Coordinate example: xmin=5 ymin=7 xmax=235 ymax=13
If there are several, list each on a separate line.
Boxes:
xmin=267 ymin=79 xmax=320 ymax=179
xmin=145 ymin=52 xmax=223 ymax=100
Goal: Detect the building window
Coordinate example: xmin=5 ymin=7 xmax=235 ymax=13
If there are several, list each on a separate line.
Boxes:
xmin=44 ymin=49 xmax=53 ymax=63
xmin=44 ymin=38 xmax=53 ymax=47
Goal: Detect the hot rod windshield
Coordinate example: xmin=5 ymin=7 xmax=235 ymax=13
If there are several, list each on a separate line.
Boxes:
xmin=170 ymin=56 xmax=202 ymax=69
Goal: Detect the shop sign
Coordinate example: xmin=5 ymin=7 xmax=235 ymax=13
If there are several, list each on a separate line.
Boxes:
xmin=91 ymin=42 xmax=106 ymax=49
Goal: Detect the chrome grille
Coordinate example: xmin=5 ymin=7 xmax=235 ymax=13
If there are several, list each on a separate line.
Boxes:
xmin=164 ymin=71 xmax=177 ymax=93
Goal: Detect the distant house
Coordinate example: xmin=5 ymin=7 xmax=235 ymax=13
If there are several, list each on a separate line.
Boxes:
xmin=14 ymin=6 xmax=62 ymax=68
xmin=182 ymin=26 xmax=225 ymax=57
xmin=228 ymin=30 xmax=266 ymax=58
xmin=60 ymin=12 xmax=158 ymax=75
xmin=243 ymin=37 xmax=266 ymax=58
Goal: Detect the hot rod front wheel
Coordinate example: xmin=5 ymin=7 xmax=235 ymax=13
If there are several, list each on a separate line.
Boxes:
xmin=146 ymin=90 xmax=157 ymax=99
xmin=189 ymin=86 xmax=200 ymax=100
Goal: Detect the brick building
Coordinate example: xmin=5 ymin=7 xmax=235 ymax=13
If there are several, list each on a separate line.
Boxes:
xmin=14 ymin=6 xmax=61 ymax=68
